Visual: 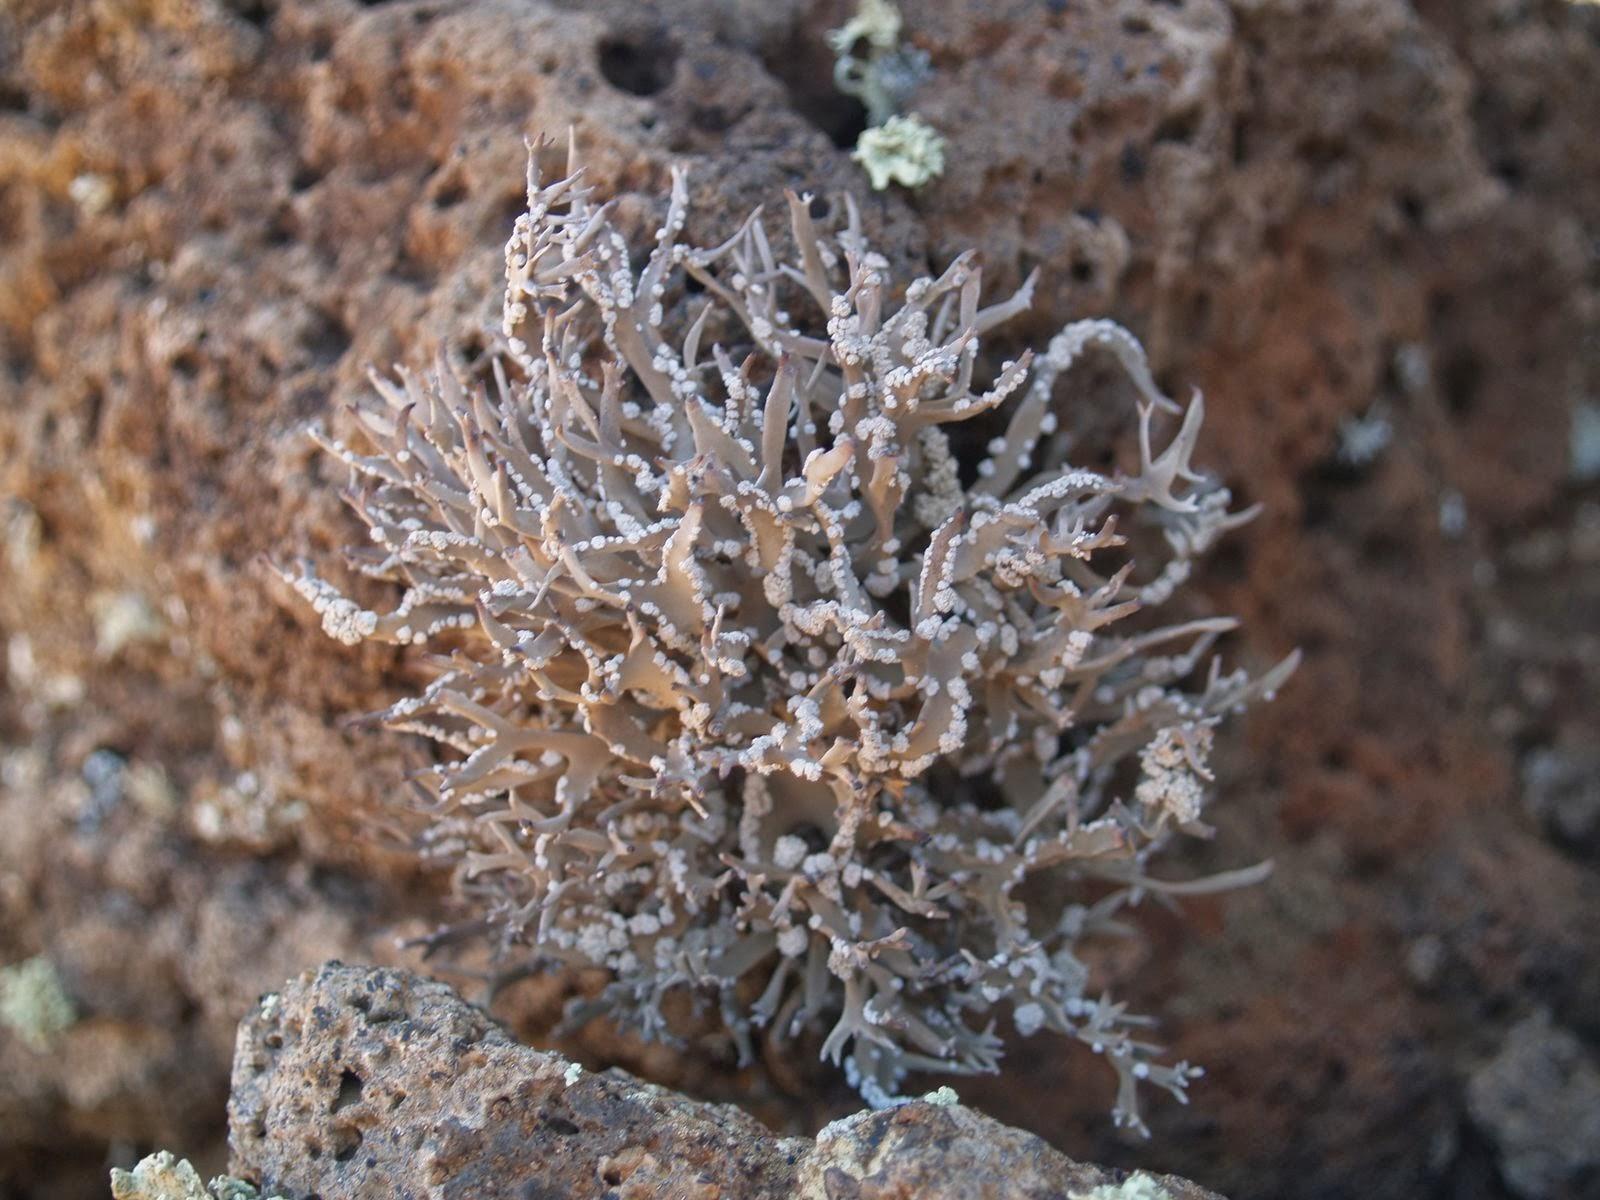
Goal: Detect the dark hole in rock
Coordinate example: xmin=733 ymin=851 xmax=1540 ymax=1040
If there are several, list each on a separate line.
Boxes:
xmin=303 ymin=309 xmax=351 ymax=367
xmin=787 ymin=823 xmax=830 ymax=856
xmin=1398 ymin=190 xmax=1426 ymax=227
xmin=763 ymin=38 xmax=867 ymax=150
xmin=223 ymin=0 xmax=274 ymax=27
xmin=265 ymin=211 xmax=295 ymax=246
xmin=332 ymin=1127 xmax=363 ymax=1163
xmin=544 ymin=1114 xmax=581 ymax=1136
xmin=332 ymin=1069 xmax=364 ymax=1113
xmin=598 ymin=33 xmax=678 ymax=97
xmin=434 ymin=178 xmax=467 ymax=209
xmin=1440 ymin=350 xmax=1483 ymax=418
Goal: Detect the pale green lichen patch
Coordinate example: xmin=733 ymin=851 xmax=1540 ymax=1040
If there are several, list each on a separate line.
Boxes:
xmin=108 ymin=1151 xmax=283 ymax=1200
xmin=829 ymin=0 xmax=944 ymax=189
xmin=853 ymin=114 xmax=947 ymax=191
xmin=0 ymin=954 xmax=76 ymax=1051
xmin=828 ymin=0 xmax=901 ymax=54
xmin=1072 ymin=1173 xmax=1173 ymax=1200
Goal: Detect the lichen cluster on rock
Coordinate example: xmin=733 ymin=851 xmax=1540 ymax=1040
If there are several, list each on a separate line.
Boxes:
xmin=110 ymin=1151 xmax=277 ymax=1200
xmin=285 ymin=141 xmax=1294 ymax=1127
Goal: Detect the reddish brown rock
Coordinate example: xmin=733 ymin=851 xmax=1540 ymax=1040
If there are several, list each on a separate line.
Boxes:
xmin=800 ymin=1103 xmax=1221 ymax=1200
xmin=0 ymin=0 xmax=1596 ymax=1197
xmin=228 ymin=962 xmax=1226 ymax=1200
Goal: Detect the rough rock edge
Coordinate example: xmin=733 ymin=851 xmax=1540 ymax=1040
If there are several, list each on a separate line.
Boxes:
xmin=224 ymin=961 xmax=1225 ymax=1200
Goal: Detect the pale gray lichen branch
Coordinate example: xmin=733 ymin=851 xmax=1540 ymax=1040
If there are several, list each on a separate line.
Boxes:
xmin=283 ymin=138 xmax=1297 ymax=1133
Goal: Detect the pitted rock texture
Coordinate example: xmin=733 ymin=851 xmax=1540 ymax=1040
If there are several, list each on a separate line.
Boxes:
xmin=228 ymin=962 xmax=1226 ymax=1200
xmin=230 ymin=962 xmax=805 ymax=1200
xmin=1 ymin=0 xmax=1597 ymax=1197
xmin=798 ymin=1105 xmax=1219 ymax=1200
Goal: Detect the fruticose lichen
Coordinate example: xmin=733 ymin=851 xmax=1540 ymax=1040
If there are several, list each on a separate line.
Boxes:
xmin=285 ymin=140 xmax=1296 ymax=1131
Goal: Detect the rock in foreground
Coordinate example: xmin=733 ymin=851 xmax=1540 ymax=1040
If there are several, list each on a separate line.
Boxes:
xmin=227 ymin=962 xmax=1223 ymax=1200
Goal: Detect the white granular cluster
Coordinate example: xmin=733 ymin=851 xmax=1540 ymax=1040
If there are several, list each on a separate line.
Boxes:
xmin=286 ymin=139 xmax=1296 ymax=1133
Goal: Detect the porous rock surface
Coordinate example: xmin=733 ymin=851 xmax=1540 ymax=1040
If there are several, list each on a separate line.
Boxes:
xmin=229 ymin=962 xmax=1224 ymax=1200
xmin=1 ymin=0 xmax=1597 ymax=1197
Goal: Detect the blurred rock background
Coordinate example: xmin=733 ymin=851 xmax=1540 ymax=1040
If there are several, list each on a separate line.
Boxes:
xmin=1 ymin=0 xmax=1596 ymax=1196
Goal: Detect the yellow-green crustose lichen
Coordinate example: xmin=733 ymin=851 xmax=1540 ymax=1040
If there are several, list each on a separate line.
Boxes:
xmin=853 ymin=114 xmax=947 ymax=191
xmin=110 ymin=1151 xmax=283 ymax=1200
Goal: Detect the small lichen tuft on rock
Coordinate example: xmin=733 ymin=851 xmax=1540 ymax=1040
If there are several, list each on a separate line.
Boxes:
xmin=109 ymin=1151 xmax=281 ymax=1200
xmin=853 ymin=114 xmax=948 ymax=192
xmin=830 ymin=0 xmax=945 ymax=191
xmin=286 ymin=139 xmax=1295 ymax=1130
xmin=1072 ymin=1174 xmax=1174 ymax=1200
xmin=0 ymin=953 xmax=76 ymax=1052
